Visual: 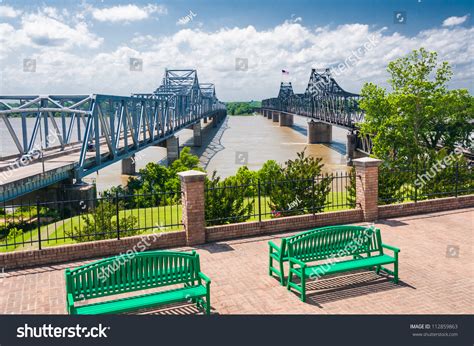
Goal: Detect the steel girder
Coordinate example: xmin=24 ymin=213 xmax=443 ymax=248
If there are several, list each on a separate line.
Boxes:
xmin=262 ymin=69 xmax=364 ymax=129
xmin=0 ymin=69 xmax=225 ymax=180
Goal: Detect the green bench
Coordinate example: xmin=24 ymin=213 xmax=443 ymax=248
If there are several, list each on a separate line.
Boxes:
xmin=284 ymin=225 xmax=400 ymax=301
xmin=269 ymin=227 xmax=328 ymax=285
xmin=65 ymin=250 xmax=211 ymax=315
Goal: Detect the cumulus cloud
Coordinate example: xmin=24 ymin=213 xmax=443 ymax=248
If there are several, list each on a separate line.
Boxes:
xmin=0 ymin=19 xmax=472 ymax=100
xmin=92 ymin=4 xmax=167 ymax=22
xmin=442 ymin=15 xmax=469 ymax=27
xmin=0 ymin=5 xmax=22 ymax=18
xmin=20 ymin=12 xmax=103 ymax=48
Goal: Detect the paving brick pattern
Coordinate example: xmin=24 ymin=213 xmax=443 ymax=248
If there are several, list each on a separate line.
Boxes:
xmin=0 ymin=209 xmax=472 ymax=315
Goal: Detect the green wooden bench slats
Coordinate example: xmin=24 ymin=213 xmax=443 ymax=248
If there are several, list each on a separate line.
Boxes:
xmin=65 ymin=250 xmax=211 ymax=315
xmin=282 ymin=225 xmax=400 ymax=302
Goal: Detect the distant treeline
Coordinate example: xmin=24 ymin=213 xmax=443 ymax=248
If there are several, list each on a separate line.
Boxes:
xmin=226 ymin=101 xmax=261 ymax=115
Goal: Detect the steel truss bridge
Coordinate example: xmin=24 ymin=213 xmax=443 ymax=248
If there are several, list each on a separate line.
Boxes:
xmin=0 ymin=69 xmax=226 ymax=202
xmin=261 ymin=68 xmax=372 ymax=154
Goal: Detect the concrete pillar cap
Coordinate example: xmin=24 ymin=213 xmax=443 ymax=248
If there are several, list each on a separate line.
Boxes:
xmin=177 ymin=170 xmax=207 ymax=182
xmin=353 ymin=157 xmax=383 ymax=167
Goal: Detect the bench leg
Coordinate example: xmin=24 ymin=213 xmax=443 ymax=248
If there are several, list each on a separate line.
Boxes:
xmin=269 ymin=256 xmax=273 ymax=276
xmin=279 ymin=262 xmax=285 ymax=286
xmin=300 ymin=275 xmax=306 ymax=302
xmin=393 ymin=261 xmax=399 ymax=284
xmin=375 ymin=265 xmax=381 ymax=275
xmin=205 ymin=290 xmax=211 ymax=315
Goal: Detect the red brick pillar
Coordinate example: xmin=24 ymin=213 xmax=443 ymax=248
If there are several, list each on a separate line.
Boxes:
xmin=178 ymin=170 xmax=207 ymax=245
xmin=353 ymin=157 xmax=382 ymax=222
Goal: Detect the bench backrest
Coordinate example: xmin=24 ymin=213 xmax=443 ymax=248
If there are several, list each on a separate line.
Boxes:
xmin=65 ymin=250 xmax=201 ymax=301
xmin=279 ymin=227 xmax=333 ymax=258
xmin=287 ymin=226 xmax=383 ymax=262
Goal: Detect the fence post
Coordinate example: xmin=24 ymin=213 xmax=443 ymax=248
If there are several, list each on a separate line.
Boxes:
xmin=257 ymin=179 xmax=262 ymax=223
xmin=115 ymin=191 xmax=120 ymax=240
xmin=36 ymin=198 xmax=42 ymax=250
xmin=414 ymin=162 xmax=418 ymax=203
xmin=455 ymin=161 xmax=459 ymax=197
xmin=353 ymin=157 xmax=383 ymax=222
xmin=311 ymin=176 xmax=315 ymax=215
xmin=178 ymin=170 xmax=207 ymax=246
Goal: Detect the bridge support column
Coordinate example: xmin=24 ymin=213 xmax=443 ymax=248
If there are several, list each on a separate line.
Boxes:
xmin=193 ymin=122 xmax=202 ymax=147
xmin=267 ymin=111 xmax=272 ymax=119
xmin=279 ymin=113 xmax=293 ymax=127
xmin=121 ymin=155 xmax=136 ymax=175
xmin=203 ymin=117 xmax=207 ymax=124
xmin=212 ymin=115 xmax=217 ymax=127
xmin=307 ymin=120 xmax=332 ymax=144
xmin=272 ymin=112 xmax=279 ymax=122
xmin=353 ymin=158 xmax=382 ymax=222
xmin=346 ymin=133 xmax=357 ymax=165
xmin=63 ymin=182 xmax=97 ymax=213
xmin=166 ymin=136 xmax=179 ymax=165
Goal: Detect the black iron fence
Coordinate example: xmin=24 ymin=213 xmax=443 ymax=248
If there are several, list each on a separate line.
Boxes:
xmin=204 ymin=172 xmax=356 ymax=225
xmin=378 ymin=161 xmax=474 ymax=205
xmin=0 ymin=190 xmax=182 ymax=252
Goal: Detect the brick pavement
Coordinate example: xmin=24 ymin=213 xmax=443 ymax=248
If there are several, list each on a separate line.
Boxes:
xmin=0 ymin=208 xmax=472 ymax=315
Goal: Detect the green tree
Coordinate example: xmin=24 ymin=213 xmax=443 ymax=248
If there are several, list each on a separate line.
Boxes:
xmin=267 ymin=150 xmax=331 ymax=216
xmin=359 ymin=48 xmax=473 ymax=165
xmin=205 ymin=171 xmax=254 ymax=225
xmin=359 ymin=48 xmax=473 ymax=202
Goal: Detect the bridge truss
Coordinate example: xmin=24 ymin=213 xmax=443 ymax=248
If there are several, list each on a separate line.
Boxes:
xmin=262 ymin=68 xmax=371 ymax=153
xmin=0 ymin=69 xmax=225 ymax=181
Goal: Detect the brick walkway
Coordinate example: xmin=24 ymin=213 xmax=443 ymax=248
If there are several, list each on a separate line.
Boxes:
xmin=0 ymin=208 xmax=472 ymax=315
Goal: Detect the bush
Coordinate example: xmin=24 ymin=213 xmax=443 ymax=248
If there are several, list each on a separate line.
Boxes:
xmin=205 ymin=172 xmax=254 ymax=226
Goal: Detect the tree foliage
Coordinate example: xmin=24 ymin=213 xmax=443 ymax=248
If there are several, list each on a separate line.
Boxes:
xmin=205 ymin=171 xmax=254 ymax=226
xmin=359 ymin=48 xmax=473 ymax=165
xmin=266 ymin=150 xmax=332 ymax=216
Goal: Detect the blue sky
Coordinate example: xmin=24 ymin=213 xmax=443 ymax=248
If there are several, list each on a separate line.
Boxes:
xmin=0 ymin=0 xmax=472 ymax=100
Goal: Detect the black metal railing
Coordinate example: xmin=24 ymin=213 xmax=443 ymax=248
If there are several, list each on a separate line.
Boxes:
xmin=204 ymin=172 xmax=355 ymax=226
xmin=0 ymin=190 xmax=182 ymax=252
xmin=378 ymin=161 xmax=474 ymax=205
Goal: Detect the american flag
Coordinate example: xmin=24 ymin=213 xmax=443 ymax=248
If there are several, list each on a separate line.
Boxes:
xmin=282 ymin=69 xmax=289 ymax=75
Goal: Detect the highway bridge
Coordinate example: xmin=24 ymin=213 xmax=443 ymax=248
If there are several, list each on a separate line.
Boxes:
xmin=0 ymin=69 xmax=226 ymax=203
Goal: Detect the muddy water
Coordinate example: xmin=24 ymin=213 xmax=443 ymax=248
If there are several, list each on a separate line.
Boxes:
xmin=87 ymin=114 xmax=350 ymax=191
xmin=0 ymin=115 xmax=350 ymax=192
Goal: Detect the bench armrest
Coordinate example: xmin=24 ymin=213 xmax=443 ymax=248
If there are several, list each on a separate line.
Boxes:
xmin=67 ymin=293 xmax=75 ymax=314
xmin=289 ymin=257 xmax=306 ymax=268
xmin=198 ymin=272 xmax=211 ymax=287
xmin=268 ymin=241 xmax=281 ymax=255
xmin=382 ymin=244 xmax=400 ymax=253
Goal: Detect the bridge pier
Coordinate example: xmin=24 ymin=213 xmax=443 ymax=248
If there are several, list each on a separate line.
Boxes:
xmin=203 ymin=117 xmax=207 ymax=124
xmin=166 ymin=136 xmax=180 ymax=165
xmin=267 ymin=111 xmax=272 ymax=120
xmin=346 ymin=132 xmax=368 ymax=166
xmin=272 ymin=112 xmax=279 ymax=122
xmin=121 ymin=155 xmax=136 ymax=175
xmin=279 ymin=113 xmax=293 ymax=127
xmin=307 ymin=120 xmax=332 ymax=144
xmin=193 ymin=122 xmax=202 ymax=147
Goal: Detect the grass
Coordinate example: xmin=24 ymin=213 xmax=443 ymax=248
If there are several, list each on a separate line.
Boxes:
xmin=1 ymin=192 xmax=354 ymax=252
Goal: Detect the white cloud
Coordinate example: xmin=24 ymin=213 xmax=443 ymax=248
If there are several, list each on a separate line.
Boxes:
xmin=92 ymin=4 xmax=167 ymax=23
xmin=20 ymin=12 xmax=103 ymax=48
xmin=0 ymin=21 xmax=472 ymax=99
xmin=442 ymin=15 xmax=469 ymax=27
xmin=0 ymin=5 xmax=21 ymax=18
